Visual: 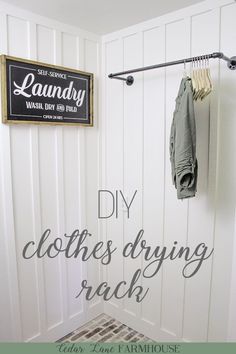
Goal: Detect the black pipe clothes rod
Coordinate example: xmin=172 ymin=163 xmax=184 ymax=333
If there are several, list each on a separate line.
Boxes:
xmin=108 ymin=52 xmax=236 ymax=86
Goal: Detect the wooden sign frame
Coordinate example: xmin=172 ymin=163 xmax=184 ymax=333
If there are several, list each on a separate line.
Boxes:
xmin=0 ymin=55 xmax=93 ymax=126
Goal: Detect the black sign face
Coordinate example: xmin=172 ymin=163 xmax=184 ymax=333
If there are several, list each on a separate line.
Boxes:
xmin=1 ymin=55 xmax=93 ymax=126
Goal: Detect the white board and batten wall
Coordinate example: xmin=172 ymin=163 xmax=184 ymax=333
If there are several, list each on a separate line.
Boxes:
xmin=0 ymin=1 xmax=101 ymax=342
xmin=101 ymin=0 xmax=236 ymax=342
xmin=0 ymin=0 xmax=236 ymax=344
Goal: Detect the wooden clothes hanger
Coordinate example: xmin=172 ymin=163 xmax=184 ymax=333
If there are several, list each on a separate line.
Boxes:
xmin=191 ymin=55 xmax=213 ymax=101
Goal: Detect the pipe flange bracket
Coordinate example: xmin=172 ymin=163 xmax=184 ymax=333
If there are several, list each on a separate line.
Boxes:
xmin=228 ymin=56 xmax=236 ymax=70
xmin=126 ymin=76 xmax=134 ymax=86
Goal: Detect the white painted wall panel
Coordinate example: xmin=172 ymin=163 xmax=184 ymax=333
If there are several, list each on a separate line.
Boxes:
xmin=37 ymin=25 xmax=54 ymax=63
xmin=102 ymin=0 xmax=236 ymax=342
xmin=182 ymin=9 xmax=220 ymax=342
xmin=10 ymin=126 xmax=41 ymax=340
xmin=103 ymin=39 xmax=124 ymax=311
xmin=0 ymin=2 xmax=100 ymax=342
xmin=84 ymin=40 xmax=99 ymax=250
xmin=142 ymin=26 xmax=165 ymax=328
xmin=208 ymin=2 xmax=236 ymax=341
xmin=123 ymin=32 xmax=143 ymax=317
xmin=0 ymin=172 xmax=14 ymax=341
xmin=162 ymin=19 xmax=190 ymax=338
xmin=228 ymin=211 xmax=236 ymax=341
xmin=63 ymin=127 xmax=84 ymax=319
xmin=62 ymin=32 xmax=78 ymax=68
xmin=61 ymin=32 xmax=84 ymax=321
xmin=84 ymin=38 xmax=101 ymax=311
xmin=7 ymin=14 xmax=41 ymax=341
xmin=7 ymin=15 xmax=29 ymax=58
xmin=38 ymin=127 xmax=64 ymax=329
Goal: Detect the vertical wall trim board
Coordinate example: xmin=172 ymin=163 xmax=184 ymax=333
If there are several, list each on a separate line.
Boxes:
xmin=37 ymin=129 xmax=49 ymax=334
xmin=77 ymin=36 xmax=88 ymax=319
xmin=181 ymin=16 xmax=191 ymax=340
xmin=140 ymin=30 xmax=144 ymax=319
xmin=159 ymin=23 xmax=167 ymax=330
xmin=99 ymin=39 xmax=106 ymax=309
xmin=206 ymin=6 xmax=222 ymax=340
xmin=28 ymin=19 xmax=45 ymax=339
xmin=54 ymin=28 xmax=69 ymax=325
xmin=104 ymin=42 xmax=108 ymax=298
xmin=121 ymin=37 xmax=125 ymax=311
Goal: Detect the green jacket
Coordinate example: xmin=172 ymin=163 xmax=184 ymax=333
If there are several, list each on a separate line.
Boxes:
xmin=169 ymin=77 xmax=198 ymax=199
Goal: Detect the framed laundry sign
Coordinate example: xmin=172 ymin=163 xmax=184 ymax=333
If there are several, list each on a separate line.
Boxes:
xmin=0 ymin=55 xmax=93 ymax=126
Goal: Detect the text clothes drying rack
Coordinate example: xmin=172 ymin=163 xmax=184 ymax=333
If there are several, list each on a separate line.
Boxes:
xmin=108 ymin=52 xmax=236 ymax=86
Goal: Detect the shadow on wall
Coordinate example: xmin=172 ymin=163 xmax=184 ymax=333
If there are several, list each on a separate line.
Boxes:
xmin=194 ymin=76 xmax=236 ymax=213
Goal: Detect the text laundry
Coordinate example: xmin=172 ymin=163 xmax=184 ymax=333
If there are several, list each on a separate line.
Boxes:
xmin=13 ymin=73 xmax=86 ymax=107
